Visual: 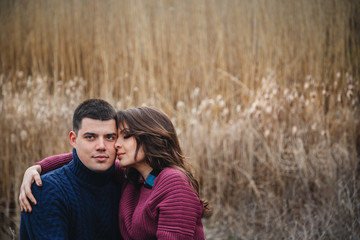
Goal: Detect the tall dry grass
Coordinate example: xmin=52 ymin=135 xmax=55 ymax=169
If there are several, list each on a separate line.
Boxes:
xmin=1 ymin=0 xmax=358 ymax=100
xmin=186 ymin=73 xmax=359 ymax=238
xmin=1 ymin=0 xmax=359 ymax=239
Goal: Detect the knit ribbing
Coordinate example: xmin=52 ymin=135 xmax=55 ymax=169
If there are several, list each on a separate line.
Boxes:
xmin=119 ymin=168 xmax=205 ymax=240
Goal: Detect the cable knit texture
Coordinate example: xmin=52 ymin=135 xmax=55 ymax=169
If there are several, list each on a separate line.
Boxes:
xmin=35 ymin=153 xmax=205 ymax=239
xmin=20 ymin=150 xmax=121 ymax=240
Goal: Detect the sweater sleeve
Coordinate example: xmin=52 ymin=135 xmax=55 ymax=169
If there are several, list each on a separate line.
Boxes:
xmin=20 ymin=177 xmax=70 ymax=240
xmin=152 ymin=169 xmax=204 ymax=240
xmin=35 ymin=153 xmax=73 ymax=174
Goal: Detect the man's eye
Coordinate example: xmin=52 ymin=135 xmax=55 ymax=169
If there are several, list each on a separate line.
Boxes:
xmin=85 ymin=136 xmax=94 ymax=140
xmin=107 ymin=135 xmax=116 ymax=140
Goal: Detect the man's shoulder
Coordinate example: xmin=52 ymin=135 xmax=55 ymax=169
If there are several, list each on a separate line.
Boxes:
xmin=43 ymin=165 xmax=69 ymax=181
xmin=32 ymin=167 xmax=71 ymax=195
xmin=30 ymin=168 xmax=75 ymax=212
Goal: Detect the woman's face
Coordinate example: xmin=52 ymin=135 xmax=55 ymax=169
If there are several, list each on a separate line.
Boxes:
xmin=115 ymin=123 xmax=146 ymax=168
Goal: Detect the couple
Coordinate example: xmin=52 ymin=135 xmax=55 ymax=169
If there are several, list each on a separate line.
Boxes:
xmin=19 ymin=99 xmax=208 ymax=240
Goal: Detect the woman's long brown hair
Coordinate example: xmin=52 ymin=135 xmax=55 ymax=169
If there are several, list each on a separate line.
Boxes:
xmin=117 ymin=106 xmax=209 ymax=216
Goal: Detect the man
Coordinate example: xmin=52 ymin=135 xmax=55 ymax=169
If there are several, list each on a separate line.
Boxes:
xmin=20 ymin=99 xmax=121 ymax=240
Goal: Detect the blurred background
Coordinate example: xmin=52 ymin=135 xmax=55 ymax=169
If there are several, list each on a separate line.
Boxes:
xmin=1 ymin=0 xmax=359 ymax=239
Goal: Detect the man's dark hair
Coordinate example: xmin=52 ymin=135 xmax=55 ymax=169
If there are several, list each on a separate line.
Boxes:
xmin=73 ymin=99 xmax=117 ymax=134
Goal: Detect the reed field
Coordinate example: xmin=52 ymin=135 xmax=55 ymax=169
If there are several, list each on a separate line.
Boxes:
xmin=1 ymin=0 xmax=360 ymax=239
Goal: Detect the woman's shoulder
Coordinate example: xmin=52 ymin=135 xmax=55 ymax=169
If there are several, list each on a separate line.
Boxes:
xmin=160 ymin=167 xmax=180 ymax=174
xmin=155 ymin=167 xmax=190 ymax=189
xmin=151 ymin=168 xmax=202 ymax=208
xmin=159 ymin=167 xmax=186 ymax=179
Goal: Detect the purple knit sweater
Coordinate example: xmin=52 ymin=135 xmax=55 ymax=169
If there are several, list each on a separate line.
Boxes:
xmin=37 ymin=153 xmax=205 ymax=240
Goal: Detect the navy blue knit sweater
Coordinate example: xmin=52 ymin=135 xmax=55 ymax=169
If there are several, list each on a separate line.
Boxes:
xmin=20 ymin=149 xmax=122 ymax=240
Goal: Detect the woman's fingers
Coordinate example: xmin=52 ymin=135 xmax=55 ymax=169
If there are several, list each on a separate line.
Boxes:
xmin=19 ymin=184 xmax=33 ymax=212
xmin=18 ymin=165 xmax=42 ymax=212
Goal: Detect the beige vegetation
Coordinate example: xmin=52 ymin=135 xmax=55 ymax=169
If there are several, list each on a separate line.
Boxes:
xmin=1 ymin=0 xmax=359 ymax=239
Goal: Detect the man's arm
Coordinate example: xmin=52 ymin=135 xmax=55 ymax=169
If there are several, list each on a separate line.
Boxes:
xmin=19 ymin=153 xmax=72 ymax=212
xmin=20 ymin=179 xmax=70 ymax=240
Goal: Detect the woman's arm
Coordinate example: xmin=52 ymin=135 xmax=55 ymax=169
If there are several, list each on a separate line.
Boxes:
xmin=38 ymin=152 xmax=73 ymax=174
xmin=19 ymin=165 xmax=42 ymax=212
xmin=154 ymin=169 xmax=205 ymax=239
xmin=18 ymin=153 xmax=73 ymax=212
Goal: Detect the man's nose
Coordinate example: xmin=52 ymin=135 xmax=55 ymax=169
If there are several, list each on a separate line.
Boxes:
xmin=96 ymin=138 xmax=106 ymax=150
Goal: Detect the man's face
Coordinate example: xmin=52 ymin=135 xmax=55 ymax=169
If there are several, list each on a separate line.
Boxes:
xmin=69 ymin=118 xmax=117 ymax=172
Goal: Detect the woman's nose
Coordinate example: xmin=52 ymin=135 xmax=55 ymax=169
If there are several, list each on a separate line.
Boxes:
xmin=115 ymin=138 xmax=122 ymax=149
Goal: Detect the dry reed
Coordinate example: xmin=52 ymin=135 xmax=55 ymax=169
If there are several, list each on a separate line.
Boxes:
xmin=1 ymin=0 xmax=359 ymax=239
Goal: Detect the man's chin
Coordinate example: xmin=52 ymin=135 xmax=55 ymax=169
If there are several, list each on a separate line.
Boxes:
xmin=89 ymin=163 xmax=114 ymax=173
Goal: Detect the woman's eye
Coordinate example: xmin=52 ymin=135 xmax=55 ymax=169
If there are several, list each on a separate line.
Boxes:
xmin=123 ymin=134 xmax=131 ymax=139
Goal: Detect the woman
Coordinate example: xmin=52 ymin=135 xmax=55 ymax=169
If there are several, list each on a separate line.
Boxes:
xmin=19 ymin=106 xmax=208 ymax=239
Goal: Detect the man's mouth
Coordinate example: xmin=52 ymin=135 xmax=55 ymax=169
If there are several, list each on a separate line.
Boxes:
xmin=94 ymin=155 xmax=108 ymax=161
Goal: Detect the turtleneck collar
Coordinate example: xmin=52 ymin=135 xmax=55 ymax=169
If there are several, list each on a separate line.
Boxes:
xmin=68 ymin=148 xmax=115 ymax=186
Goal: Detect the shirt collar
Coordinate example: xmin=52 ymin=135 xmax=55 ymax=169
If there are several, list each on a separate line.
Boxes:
xmin=138 ymin=169 xmax=162 ymax=189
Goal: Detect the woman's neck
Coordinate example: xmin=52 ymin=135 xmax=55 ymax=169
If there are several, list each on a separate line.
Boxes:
xmin=135 ymin=163 xmax=153 ymax=181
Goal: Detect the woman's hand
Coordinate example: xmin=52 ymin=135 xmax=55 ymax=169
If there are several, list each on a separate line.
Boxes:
xmin=19 ymin=165 xmax=42 ymax=212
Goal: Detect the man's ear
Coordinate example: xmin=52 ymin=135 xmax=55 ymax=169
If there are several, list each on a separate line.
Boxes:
xmin=69 ymin=131 xmax=77 ymax=148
